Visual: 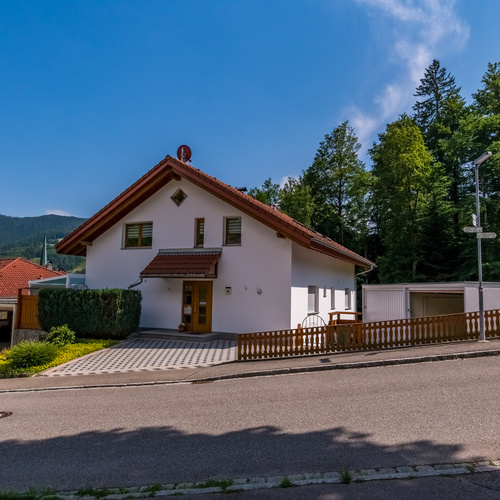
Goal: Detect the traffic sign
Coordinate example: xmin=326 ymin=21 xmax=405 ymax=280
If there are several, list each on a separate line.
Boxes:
xmin=464 ymin=226 xmax=482 ymax=233
xmin=478 ymin=232 xmax=497 ymax=239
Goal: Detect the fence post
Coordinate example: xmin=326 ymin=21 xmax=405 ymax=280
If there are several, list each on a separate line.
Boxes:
xmin=15 ymin=288 xmax=23 ymax=329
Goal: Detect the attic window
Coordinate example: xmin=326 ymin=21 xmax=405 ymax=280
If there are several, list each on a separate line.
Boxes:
xmin=171 ymin=188 xmax=187 ymax=206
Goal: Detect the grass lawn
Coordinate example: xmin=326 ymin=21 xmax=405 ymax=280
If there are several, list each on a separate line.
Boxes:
xmin=0 ymin=338 xmax=117 ymax=377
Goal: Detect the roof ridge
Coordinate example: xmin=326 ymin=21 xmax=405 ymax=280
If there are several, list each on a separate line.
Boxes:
xmin=56 ymin=154 xmax=374 ymax=268
xmin=168 ymin=156 xmax=368 ymax=261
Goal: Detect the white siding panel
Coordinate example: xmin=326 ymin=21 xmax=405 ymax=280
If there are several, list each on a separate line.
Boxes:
xmin=363 ymin=288 xmax=406 ymax=322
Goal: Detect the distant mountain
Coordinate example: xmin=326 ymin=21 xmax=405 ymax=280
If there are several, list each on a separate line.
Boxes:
xmin=0 ymin=214 xmax=87 ymax=272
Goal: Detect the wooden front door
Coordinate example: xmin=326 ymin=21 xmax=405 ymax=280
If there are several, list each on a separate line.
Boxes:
xmin=182 ymin=281 xmax=213 ymax=333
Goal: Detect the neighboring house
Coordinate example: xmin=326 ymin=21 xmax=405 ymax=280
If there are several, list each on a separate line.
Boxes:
xmin=56 ymin=154 xmax=373 ymax=334
xmin=362 ymin=281 xmax=500 ymax=323
xmin=0 ymin=258 xmax=64 ymax=345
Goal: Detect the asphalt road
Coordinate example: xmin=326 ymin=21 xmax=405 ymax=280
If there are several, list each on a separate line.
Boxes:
xmin=1 ymin=356 xmax=500 ymax=493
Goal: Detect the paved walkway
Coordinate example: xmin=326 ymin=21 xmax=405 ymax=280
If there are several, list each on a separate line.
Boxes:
xmin=41 ymin=338 xmax=237 ymax=376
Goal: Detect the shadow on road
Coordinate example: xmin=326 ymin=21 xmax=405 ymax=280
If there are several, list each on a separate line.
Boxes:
xmin=0 ymin=424 xmax=474 ymax=491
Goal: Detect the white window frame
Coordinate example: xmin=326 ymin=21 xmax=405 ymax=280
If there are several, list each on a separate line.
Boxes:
xmin=345 ymin=288 xmax=352 ymax=310
xmin=224 ymin=216 xmax=242 ymax=246
xmin=308 ymin=285 xmax=319 ymax=314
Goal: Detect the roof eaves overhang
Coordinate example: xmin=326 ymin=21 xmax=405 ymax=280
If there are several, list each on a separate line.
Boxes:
xmin=168 ymin=160 xmax=312 ymax=248
xmin=56 ymin=160 xmax=177 ymax=256
xmin=310 ymin=237 xmax=375 ymax=269
xmin=140 ymin=247 xmax=222 ymax=279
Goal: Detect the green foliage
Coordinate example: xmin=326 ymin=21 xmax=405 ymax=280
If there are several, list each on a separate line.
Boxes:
xmin=340 ymin=466 xmax=352 ymax=484
xmin=370 ymin=114 xmax=453 ymax=282
xmin=194 ymin=478 xmax=234 ymax=491
xmin=38 ymin=289 xmax=142 ymax=339
xmin=0 ymin=339 xmax=116 ymax=376
xmin=279 ymin=475 xmax=293 ymax=488
xmin=76 ymin=487 xmax=111 ymax=498
xmin=248 ymin=178 xmax=280 ymax=205
xmin=5 ymin=341 xmax=59 ymax=369
xmin=46 ymin=324 xmax=76 ymax=346
xmin=303 ymin=121 xmax=367 ymax=249
xmin=246 ymin=60 xmax=500 ymax=285
xmin=279 ymin=177 xmax=315 ymax=226
xmin=0 ymin=488 xmax=61 ymax=500
xmin=0 ymin=214 xmax=86 ymax=272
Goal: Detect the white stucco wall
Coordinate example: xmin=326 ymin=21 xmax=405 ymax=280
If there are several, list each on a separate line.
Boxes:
xmin=85 ymin=179 xmax=293 ymax=333
xmin=290 ymin=244 xmax=355 ymax=328
xmin=464 ymin=282 xmax=500 ymax=312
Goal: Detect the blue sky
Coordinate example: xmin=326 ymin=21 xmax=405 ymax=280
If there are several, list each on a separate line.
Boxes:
xmin=1 ymin=0 xmax=499 ymax=218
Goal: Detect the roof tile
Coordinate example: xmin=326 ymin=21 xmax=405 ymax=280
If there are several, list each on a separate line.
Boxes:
xmin=0 ymin=258 xmax=64 ymax=298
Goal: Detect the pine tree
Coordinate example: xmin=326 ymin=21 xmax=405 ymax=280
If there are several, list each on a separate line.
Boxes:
xmin=302 ymin=121 xmax=367 ymax=249
xmin=370 ymin=114 xmax=452 ymax=282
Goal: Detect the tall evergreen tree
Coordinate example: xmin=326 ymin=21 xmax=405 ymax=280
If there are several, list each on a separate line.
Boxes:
xmin=412 ymin=60 xmax=470 ymax=277
xmin=248 ymin=178 xmax=280 ymax=206
xmin=370 ymin=114 xmax=452 ymax=282
xmin=302 ymin=121 xmax=367 ymax=249
xmin=413 ymin=59 xmax=463 ymax=134
xmin=279 ymin=177 xmax=315 ymax=227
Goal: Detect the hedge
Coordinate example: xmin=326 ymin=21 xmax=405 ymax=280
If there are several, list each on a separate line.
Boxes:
xmin=38 ymin=288 xmax=142 ymax=339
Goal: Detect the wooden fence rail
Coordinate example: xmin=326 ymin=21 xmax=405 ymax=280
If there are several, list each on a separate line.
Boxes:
xmin=237 ymin=309 xmax=500 ymax=360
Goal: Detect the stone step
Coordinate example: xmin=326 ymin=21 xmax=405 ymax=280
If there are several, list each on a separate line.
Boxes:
xmin=137 ymin=329 xmax=221 ymax=342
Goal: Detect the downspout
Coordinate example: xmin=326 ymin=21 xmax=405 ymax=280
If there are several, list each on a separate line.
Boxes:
xmin=356 ymin=264 xmax=376 ymax=319
xmin=355 ymin=264 xmax=376 ymax=280
xmin=128 ymin=277 xmax=144 ymax=290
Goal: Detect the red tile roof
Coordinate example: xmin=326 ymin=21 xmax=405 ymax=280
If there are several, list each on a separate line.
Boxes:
xmin=56 ymin=155 xmax=374 ymax=269
xmin=141 ymin=249 xmax=221 ymax=278
xmin=0 ymin=258 xmax=64 ymax=298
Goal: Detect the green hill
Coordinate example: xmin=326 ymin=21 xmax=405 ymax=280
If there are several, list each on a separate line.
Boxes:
xmin=0 ymin=214 xmax=87 ymax=272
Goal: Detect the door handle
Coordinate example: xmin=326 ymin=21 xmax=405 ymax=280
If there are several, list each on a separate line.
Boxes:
xmin=193 ymin=302 xmax=197 ymax=313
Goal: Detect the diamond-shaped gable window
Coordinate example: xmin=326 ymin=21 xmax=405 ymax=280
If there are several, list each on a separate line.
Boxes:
xmin=171 ymin=188 xmax=187 ymax=206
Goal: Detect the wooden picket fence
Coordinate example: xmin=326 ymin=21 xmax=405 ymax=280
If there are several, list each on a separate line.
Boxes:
xmin=237 ymin=309 xmax=500 ymax=360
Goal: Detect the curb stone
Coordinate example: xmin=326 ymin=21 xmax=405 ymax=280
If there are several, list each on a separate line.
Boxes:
xmin=2 ymin=347 xmax=500 ymax=394
xmin=23 ymin=459 xmax=500 ymax=499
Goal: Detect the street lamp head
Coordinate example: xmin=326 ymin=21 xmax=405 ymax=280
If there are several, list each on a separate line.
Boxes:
xmin=473 ymin=151 xmax=492 ymax=166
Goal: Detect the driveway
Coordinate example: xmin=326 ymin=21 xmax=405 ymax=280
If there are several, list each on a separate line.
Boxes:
xmin=40 ymin=338 xmax=237 ymax=376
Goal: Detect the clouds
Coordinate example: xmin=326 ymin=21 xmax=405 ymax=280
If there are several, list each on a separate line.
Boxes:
xmin=349 ymin=0 xmax=470 ymax=149
xmin=45 ymin=209 xmax=73 ymax=217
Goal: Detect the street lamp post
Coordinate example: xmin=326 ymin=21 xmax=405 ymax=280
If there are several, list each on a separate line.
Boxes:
xmin=473 ymin=151 xmax=492 ymax=342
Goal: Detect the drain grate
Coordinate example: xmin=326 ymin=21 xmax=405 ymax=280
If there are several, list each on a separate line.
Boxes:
xmin=191 ymin=379 xmax=214 ymax=384
xmin=0 ymin=412 xmax=12 ymax=419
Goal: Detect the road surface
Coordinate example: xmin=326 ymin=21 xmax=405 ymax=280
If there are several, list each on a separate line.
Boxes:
xmin=1 ymin=356 xmax=499 ymax=493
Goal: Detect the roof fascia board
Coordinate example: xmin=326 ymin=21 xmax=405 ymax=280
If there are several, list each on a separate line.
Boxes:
xmin=56 ymin=162 xmax=174 ymax=255
xmin=310 ymin=237 xmax=373 ymax=269
xmin=169 ymin=161 xmax=311 ymax=248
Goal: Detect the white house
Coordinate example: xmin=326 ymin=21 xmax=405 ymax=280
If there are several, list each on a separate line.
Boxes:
xmin=56 ymin=153 xmax=373 ymax=334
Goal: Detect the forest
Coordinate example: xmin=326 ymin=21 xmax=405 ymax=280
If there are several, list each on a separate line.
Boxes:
xmin=249 ymin=60 xmax=500 ymax=285
xmin=0 ymin=214 xmax=86 ymax=272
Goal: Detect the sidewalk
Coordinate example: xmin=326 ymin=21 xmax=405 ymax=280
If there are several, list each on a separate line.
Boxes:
xmin=1 ymin=337 xmax=500 ymax=393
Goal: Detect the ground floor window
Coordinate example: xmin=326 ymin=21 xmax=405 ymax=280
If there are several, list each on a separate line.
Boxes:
xmin=308 ymin=285 xmax=319 ymax=314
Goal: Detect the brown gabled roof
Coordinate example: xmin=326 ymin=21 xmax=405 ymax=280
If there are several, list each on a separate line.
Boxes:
xmin=56 ymin=155 xmax=374 ymax=269
xmin=0 ymin=258 xmax=64 ymax=298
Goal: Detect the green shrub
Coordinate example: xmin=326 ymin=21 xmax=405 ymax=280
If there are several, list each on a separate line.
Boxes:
xmin=38 ymin=288 xmax=142 ymax=339
xmin=5 ymin=341 xmax=59 ymax=369
xmin=46 ymin=324 xmax=76 ymax=346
